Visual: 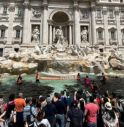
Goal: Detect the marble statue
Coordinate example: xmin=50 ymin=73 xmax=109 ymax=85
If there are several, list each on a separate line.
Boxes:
xmin=55 ymin=26 xmax=64 ymax=44
xmin=81 ymin=27 xmax=88 ymax=42
xmin=32 ymin=26 xmax=40 ymax=43
xmin=43 ymin=45 xmax=52 ymax=55
xmin=34 ymin=45 xmax=41 ymax=55
xmin=55 ymin=26 xmax=67 ymax=52
xmin=108 ymin=49 xmax=124 ymax=69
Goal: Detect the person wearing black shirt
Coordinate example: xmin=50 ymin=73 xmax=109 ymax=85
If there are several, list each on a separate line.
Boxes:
xmin=43 ymin=96 xmax=57 ymax=127
xmin=53 ymin=93 xmax=66 ymax=127
xmin=100 ymin=73 xmax=106 ymax=85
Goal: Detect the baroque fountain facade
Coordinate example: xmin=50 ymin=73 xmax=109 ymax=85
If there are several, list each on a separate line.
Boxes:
xmin=0 ymin=0 xmax=124 ymax=76
xmin=0 ymin=24 xmax=123 ymax=76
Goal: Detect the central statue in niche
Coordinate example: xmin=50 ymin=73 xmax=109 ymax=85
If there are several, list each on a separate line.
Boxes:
xmin=54 ymin=26 xmax=67 ymax=52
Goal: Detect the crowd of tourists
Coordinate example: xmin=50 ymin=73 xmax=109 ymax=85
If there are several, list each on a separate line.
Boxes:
xmin=0 ymin=74 xmax=124 ymax=127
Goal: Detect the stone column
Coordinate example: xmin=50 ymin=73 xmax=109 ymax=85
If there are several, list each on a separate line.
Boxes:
xmin=7 ymin=3 xmax=15 ymax=44
xmin=42 ymin=0 xmax=48 ymax=45
xmin=74 ymin=1 xmax=80 ymax=45
xmin=103 ymin=7 xmax=109 ymax=46
xmin=53 ymin=27 xmax=55 ymax=42
xmin=91 ymin=2 xmax=96 ymax=45
xmin=22 ymin=0 xmax=31 ymax=44
xmin=69 ymin=25 xmax=72 ymax=45
xmin=64 ymin=26 xmax=67 ymax=39
xmin=115 ymin=7 xmax=121 ymax=46
xmin=49 ymin=24 xmax=52 ymax=44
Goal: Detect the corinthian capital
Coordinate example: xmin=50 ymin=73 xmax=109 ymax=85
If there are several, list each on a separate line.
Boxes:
xmin=8 ymin=3 xmax=15 ymax=12
xmin=23 ymin=0 xmax=30 ymax=7
xmin=42 ymin=0 xmax=48 ymax=7
xmin=73 ymin=0 xmax=79 ymax=10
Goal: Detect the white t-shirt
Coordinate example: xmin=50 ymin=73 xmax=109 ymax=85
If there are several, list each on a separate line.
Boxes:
xmin=34 ymin=119 xmax=51 ymax=127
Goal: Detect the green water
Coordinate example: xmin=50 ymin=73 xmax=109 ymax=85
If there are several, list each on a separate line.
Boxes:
xmin=41 ymin=79 xmax=77 ymax=92
xmin=0 ymin=73 xmax=97 ymax=93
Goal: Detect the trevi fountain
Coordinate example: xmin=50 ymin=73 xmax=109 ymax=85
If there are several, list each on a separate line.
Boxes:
xmin=0 ymin=26 xmax=124 ymax=97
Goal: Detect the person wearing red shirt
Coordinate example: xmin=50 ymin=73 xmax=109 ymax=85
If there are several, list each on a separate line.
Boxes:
xmin=84 ymin=75 xmax=91 ymax=86
xmin=84 ymin=96 xmax=99 ymax=127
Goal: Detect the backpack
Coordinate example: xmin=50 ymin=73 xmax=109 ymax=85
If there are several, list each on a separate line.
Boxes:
xmin=26 ymin=106 xmax=35 ymax=127
xmin=61 ymin=96 xmax=67 ymax=107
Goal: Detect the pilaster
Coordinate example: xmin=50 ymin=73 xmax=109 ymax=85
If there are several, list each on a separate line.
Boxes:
xmin=115 ymin=7 xmax=121 ymax=46
xmin=22 ymin=0 xmax=31 ymax=44
xmin=91 ymin=2 xmax=96 ymax=45
xmin=42 ymin=0 xmax=48 ymax=45
xmin=103 ymin=7 xmax=109 ymax=46
xmin=7 ymin=3 xmax=15 ymax=44
xmin=73 ymin=0 xmax=80 ymax=45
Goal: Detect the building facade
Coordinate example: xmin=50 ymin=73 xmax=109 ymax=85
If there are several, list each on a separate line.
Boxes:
xmin=0 ymin=0 xmax=124 ymax=56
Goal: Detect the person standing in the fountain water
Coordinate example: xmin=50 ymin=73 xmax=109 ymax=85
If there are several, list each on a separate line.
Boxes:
xmin=36 ymin=72 xmax=40 ymax=84
xmin=100 ymin=73 xmax=106 ymax=85
xmin=77 ymin=73 xmax=81 ymax=84
xmin=16 ymin=74 xmax=23 ymax=90
xmin=84 ymin=75 xmax=91 ymax=87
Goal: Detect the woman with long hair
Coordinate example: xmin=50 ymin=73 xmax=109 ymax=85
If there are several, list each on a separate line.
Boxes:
xmin=102 ymin=102 xmax=119 ymax=127
xmin=0 ymin=94 xmax=16 ymax=127
xmin=34 ymin=110 xmax=51 ymax=127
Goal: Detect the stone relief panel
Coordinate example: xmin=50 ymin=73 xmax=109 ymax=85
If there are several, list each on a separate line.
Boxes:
xmin=80 ymin=9 xmax=89 ymax=20
xmin=31 ymin=8 xmax=41 ymax=18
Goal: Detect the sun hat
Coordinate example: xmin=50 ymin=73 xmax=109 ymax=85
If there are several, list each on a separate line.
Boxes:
xmin=105 ymin=102 xmax=112 ymax=110
xmin=39 ymin=95 xmax=42 ymax=99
